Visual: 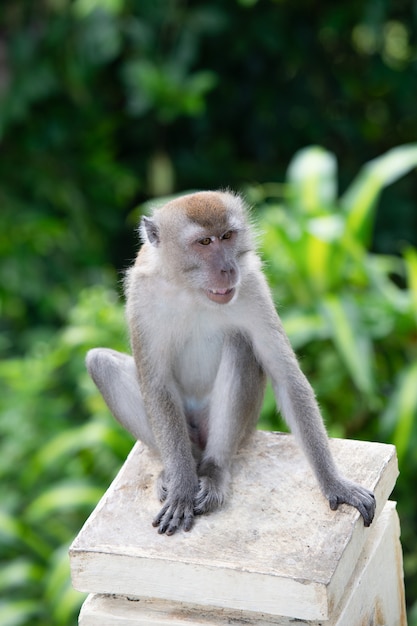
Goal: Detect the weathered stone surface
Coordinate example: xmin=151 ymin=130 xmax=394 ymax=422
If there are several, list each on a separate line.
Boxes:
xmin=77 ymin=503 xmax=406 ymax=625
xmin=70 ymin=432 xmax=398 ymax=621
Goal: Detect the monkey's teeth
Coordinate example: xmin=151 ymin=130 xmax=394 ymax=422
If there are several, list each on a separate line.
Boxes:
xmin=206 ymin=287 xmax=235 ymax=304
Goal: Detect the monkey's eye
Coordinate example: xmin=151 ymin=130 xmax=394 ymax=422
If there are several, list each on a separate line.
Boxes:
xmin=199 ymin=237 xmax=212 ymax=246
xmin=221 ymin=230 xmax=233 ymax=240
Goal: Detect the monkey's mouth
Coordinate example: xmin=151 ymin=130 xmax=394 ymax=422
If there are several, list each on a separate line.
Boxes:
xmin=206 ymin=287 xmax=235 ymax=304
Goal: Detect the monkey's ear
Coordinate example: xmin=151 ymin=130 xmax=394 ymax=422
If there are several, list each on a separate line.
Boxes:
xmin=140 ymin=216 xmax=160 ymax=246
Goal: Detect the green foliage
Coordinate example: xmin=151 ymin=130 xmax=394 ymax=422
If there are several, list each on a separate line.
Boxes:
xmin=2 ymin=0 xmax=417 ymax=357
xmin=1 ymin=147 xmax=417 ymax=625
xmin=251 ymin=146 xmax=417 ymax=621
xmin=0 ymin=286 xmax=133 ymax=626
xmin=1 ymin=1 xmax=417 ymax=623
xmin=253 ymin=146 xmax=417 ymax=444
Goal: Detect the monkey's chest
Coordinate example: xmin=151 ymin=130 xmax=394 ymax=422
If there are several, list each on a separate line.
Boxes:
xmin=173 ymin=331 xmax=223 ymax=399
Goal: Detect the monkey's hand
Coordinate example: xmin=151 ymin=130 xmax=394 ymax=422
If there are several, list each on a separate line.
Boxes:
xmin=325 ymin=476 xmax=376 ymax=527
xmin=194 ymin=460 xmax=229 ymax=515
xmin=152 ymin=473 xmax=198 ymax=536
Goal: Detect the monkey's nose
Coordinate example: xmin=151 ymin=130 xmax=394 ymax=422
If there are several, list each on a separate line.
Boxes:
xmin=221 ymin=266 xmax=235 ymax=276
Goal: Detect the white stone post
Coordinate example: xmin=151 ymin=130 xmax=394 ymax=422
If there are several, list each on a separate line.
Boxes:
xmin=70 ymin=431 xmax=407 ymax=625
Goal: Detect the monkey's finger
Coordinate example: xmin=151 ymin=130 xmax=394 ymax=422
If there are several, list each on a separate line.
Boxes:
xmin=360 ymin=509 xmax=372 ymax=527
xmin=163 ymin=506 xmax=184 ymax=535
xmin=353 ymin=501 xmax=373 ymax=527
xmin=153 ymin=501 xmax=194 ymax=535
xmin=328 ymin=495 xmax=340 ymax=511
xmin=182 ymin=509 xmax=194 ymax=532
xmin=328 ymin=490 xmax=376 ymax=525
xmin=165 ymin=502 xmax=194 ymax=535
xmin=357 ymin=494 xmax=376 ymax=527
xmin=152 ymin=502 xmax=170 ymax=529
xmin=158 ymin=512 xmax=175 ymax=535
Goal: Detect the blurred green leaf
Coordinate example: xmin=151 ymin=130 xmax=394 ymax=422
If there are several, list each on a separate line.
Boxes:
xmin=0 ymin=511 xmax=52 ymax=560
xmin=26 ymin=422 xmax=128 ymax=486
xmin=282 ymin=310 xmax=327 ymax=349
xmin=45 ymin=545 xmax=87 ymax=625
xmin=26 ymin=484 xmax=104 ymax=522
xmin=404 ymin=247 xmax=417 ymax=322
xmin=320 ymin=295 xmax=375 ymax=396
xmin=0 ymin=559 xmax=41 ymax=592
xmin=73 ymin=0 xmax=124 ymax=18
xmin=381 ymin=361 xmax=417 ymax=462
xmin=0 ymin=601 xmax=40 ymax=626
xmin=122 ymin=59 xmax=216 ymax=121
xmin=0 ymin=512 xmax=23 ymax=545
xmin=0 ymin=0 xmax=417 ymax=617
xmin=287 ymin=146 xmax=338 ymax=213
xmin=341 ymin=144 xmax=417 ymax=246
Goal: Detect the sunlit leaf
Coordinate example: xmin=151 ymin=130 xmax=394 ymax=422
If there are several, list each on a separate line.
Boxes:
xmin=287 ymin=146 xmax=337 ymax=213
xmin=307 ymin=215 xmax=345 ymax=242
xmin=44 ymin=544 xmax=86 ymax=623
xmin=0 ymin=559 xmax=42 ymax=591
xmin=0 ymin=601 xmax=40 ymax=626
xmin=73 ymin=0 xmax=124 ymax=18
xmin=404 ymin=247 xmax=417 ymax=322
xmin=304 ymin=233 xmax=333 ymax=294
xmin=320 ymin=295 xmax=375 ymax=395
xmin=282 ymin=311 xmax=327 ymax=349
xmin=53 ymin=584 xmax=86 ymax=626
xmin=27 ymin=422 xmax=113 ymax=482
xmin=0 ymin=512 xmax=20 ymax=544
xmin=26 ymin=484 xmax=103 ymax=522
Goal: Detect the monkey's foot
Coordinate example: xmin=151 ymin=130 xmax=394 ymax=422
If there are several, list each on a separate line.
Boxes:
xmin=194 ymin=461 xmax=229 ymax=515
xmin=326 ymin=477 xmax=376 ymax=527
xmin=152 ymin=494 xmax=195 ymax=535
xmin=152 ymin=471 xmax=199 ymax=535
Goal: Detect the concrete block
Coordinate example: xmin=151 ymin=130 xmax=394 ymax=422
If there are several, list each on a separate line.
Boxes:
xmin=70 ymin=432 xmax=400 ymax=622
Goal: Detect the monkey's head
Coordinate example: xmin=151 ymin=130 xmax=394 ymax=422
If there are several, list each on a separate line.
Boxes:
xmin=140 ymin=191 xmax=254 ymax=305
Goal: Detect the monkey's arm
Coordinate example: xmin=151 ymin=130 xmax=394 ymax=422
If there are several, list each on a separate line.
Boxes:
xmin=273 ymin=356 xmax=375 ymax=526
xmin=194 ymin=333 xmax=265 ymax=515
xmin=143 ymin=382 xmax=199 ymax=534
xmin=243 ymin=278 xmax=376 ymax=526
xmin=131 ymin=329 xmax=199 ymax=534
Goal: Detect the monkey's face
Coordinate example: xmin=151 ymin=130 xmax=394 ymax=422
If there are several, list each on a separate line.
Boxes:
xmin=141 ymin=191 xmax=254 ymax=306
xmin=189 ymin=229 xmax=240 ymax=304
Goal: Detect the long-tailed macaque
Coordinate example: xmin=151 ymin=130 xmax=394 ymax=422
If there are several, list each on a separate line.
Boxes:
xmin=87 ymin=190 xmax=375 ymax=535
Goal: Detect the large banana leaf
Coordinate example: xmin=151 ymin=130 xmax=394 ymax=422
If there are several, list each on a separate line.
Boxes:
xmin=341 ymin=144 xmax=417 ymax=246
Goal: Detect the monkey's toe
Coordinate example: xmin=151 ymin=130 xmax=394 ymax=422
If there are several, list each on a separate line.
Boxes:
xmin=152 ymin=497 xmax=195 ymax=535
xmin=194 ymin=476 xmax=226 ymax=515
xmin=327 ymin=479 xmax=376 ymax=527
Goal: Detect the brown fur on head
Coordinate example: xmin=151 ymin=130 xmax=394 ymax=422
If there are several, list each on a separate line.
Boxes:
xmin=140 ymin=190 xmax=248 ymax=248
xmin=163 ymin=192 xmax=229 ymax=230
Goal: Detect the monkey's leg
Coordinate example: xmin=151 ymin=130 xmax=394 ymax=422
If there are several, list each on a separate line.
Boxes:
xmin=86 ymin=348 xmax=157 ymax=450
xmin=194 ymin=335 xmax=266 ymax=515
xmin=275 ymin=366 xmax=376 ymax=526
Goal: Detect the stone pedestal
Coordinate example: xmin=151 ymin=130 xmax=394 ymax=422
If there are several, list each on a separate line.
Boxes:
xmin=70 ymin=431 xmax=406 ymax=625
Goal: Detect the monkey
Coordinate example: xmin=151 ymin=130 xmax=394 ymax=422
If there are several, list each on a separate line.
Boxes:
xmin=86 ymin=190 xmax=376 ymax=536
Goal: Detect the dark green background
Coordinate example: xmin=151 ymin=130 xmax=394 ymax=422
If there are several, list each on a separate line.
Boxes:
xmin=1 ymin=2 xmax=416 ymax=624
